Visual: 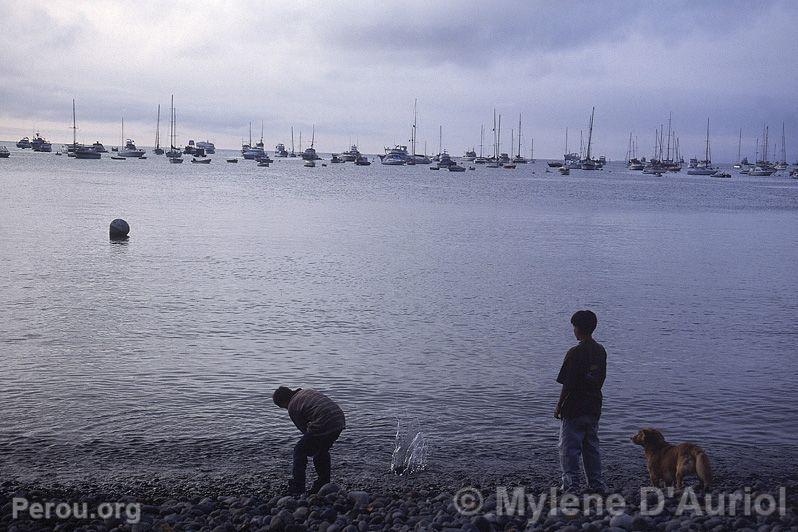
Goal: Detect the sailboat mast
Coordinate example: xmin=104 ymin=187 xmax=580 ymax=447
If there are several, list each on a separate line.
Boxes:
xmin=155 ymin=104 xmax=161 ymax=149
xmin=518 ymin=113 xmax=522 ymax=158
xmin=510 ymin=128 xmax=521 ymax=158
xmin=783 ymin=122 xmax=787 ymax=163
xmin=412 ymin=98 xmax=417 ymax=157
xmin=72 ymin=98 xmax=77 ymax=147
xmin=498 ymin=114 xmax=502 ymax=156
xmin=438 ymin=125 xmax=442 ymax=156
xmin=291 ymin=127 xmax=295 ymax=155
xmin=737 ymin=128 xmax=742 ymax=162
xmin=666 ymin=113 xmax=672 ymax=161
xmin=479 ymin=124 xmax=484 ymax=158
xmin=492 ymin=109 xmax=497 ymax=159
xmin=705 ymin=118 xmax=710 ymax=163
xmin=565 ymin=127 xmax=568 ymax=156
xmin=586 ymin=107 xmax=594 ymax=161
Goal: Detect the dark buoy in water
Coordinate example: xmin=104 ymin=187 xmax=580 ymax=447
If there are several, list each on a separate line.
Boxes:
xmin=109 ymin=218 xmax=130 ymax=240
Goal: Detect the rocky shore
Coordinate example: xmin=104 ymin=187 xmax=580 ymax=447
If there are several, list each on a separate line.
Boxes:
xmin=2 ymin=471 xmax=796 ymax=532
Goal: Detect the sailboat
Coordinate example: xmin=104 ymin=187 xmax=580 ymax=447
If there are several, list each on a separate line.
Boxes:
xmin=72 ymin=99 xmax=102 ymax=159
xmin=474 ymin=125 xmax=488 ymax=164
xmin=580 ymin=107 xmax=599 ymax=170
xmin=732 ymin=128 xmax=748 ymax=169
xmin=487 ymin=110 xmax=500 ymax=168
xmin=749 ymin=124 xmax=776 ymax=176
xmin=289 ymin=127 xmax=296 ymax=157
xmin=686 ymin=118 xmax=717 ymax=175
xmin=409 ymin=99 xmax=431 ymax=165
xmin=118 ymin=117 xmax=145 ymax=158
xmin=153 ymin=105 xmax=164 ymax=155
xmin=512 ymin=114 xmax=528 ymax=163
xmin=167 ymin=95 xmax=183 ymax=163
xmin=774 ymin=122 xmax=788 ymax=170
xmin=302 ymin=125 xmax=320 ymax=160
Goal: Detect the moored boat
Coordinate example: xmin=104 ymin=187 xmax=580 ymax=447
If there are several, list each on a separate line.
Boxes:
xmin=16 ymin=137 xmax=31 ymax=149
xmin=0 ymin=146 xmax=10 ymax=158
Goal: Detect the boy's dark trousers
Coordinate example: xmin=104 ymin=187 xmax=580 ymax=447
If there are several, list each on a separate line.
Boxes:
xmin=292 ymin=430 xmax=342 ymax=492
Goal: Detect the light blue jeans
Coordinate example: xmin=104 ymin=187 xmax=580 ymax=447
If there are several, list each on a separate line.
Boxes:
xmin=559 ymin=414 xmax=606 ymax=491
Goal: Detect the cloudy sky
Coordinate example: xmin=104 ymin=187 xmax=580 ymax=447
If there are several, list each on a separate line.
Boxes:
xmin=1 ymin=0 xmax=797 ymax=161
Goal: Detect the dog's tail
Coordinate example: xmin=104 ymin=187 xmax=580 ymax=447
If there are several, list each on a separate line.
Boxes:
xmin=693 ymin=448 xmax=713 ymax=488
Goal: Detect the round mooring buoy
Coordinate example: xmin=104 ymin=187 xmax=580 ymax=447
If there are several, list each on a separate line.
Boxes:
xmin=109 ymin=218 xmax=130 ymax=239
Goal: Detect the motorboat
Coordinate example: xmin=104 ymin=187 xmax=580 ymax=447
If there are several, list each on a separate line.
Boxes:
xmin=330 ymin=154 xmax=344 ymax=163
xmin=169 ymin=156 xmax=184 ymax=163
xmin=256 ymin=154 xmax=274 ymax=164
xmin=436 ymin=151 xmax=456 ymax=169
xmin=713 ymin=171 xmax=731 ymax=178
xmin=558 ymin=166 xmax=570 ymax=175
xmin=449 ymin=164 xmax=466 ymax=172
xmin=196 ymin=140 xmax=215 ymax=154
xmin=226 ymin=158 xmax=238 ymax=163
xmin=547 ymin=160 xmax=564 ymax=168
xmin=191 ymin=157 xmax=211 ymax=164
xmin=74 ymin=146 xmax=102 ymax=159
xmin=0 ymin=146 xmax=9 ymax=158
xmin=243 ymin=146 xmax=266 ymax=160
xmin=304 ymin=159 xmax=316 ymax=167
xmin=502 ymin=163 xmax=517 ymax=169
xmin=16 ymin=137 xmax=31 ymax=149
xmin=463 ymin=149 xmax=477 ymax=161
xmin=257 ymin=161 xmax=270 ymax=167
xmin=474 ymin=156 xmax=489 ymax=164
xmin=381 ymin=145 xmax=409 ymax=165
xmin=748 ymin=165 xmax=776 ymax=176
xmin=119 ymin=139 xmax=145 ymax=158
xmin=31 ymin=133 xmax=52 ymax=152
xmin=92 ymin=141 xmax=108 ymax=153
xmin=342 ymin=145 xmax=360 ymax=162
xmin=686 ymin=163 xmax=716 ymax=176
xmin=354 ymin=155 xmax=371 ymax=166
xmin=274 ymin=143 xmax=289 ymax=157
xmin=111 ymin=155 xmax=127 ymax=160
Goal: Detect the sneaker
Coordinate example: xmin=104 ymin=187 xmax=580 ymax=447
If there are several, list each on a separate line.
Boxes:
xmin=309 ymin=479 xmax=327 ymax=495
xmin=286 ymin=479 xmax=304 ymax=496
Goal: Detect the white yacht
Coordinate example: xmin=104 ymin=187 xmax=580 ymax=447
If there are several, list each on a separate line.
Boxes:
xmin=381 ymin=145 xmax=409 ymax=165
xmin=119 ymin=139 xmax=145 ymax=158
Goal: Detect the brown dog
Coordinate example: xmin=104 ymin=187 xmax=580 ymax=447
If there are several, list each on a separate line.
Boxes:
xmin=631 ymin=428 xmax=713 ymax=489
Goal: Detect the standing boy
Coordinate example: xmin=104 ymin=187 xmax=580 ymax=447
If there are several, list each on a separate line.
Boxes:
xmin=273 ymin=386 xmax=346 ymax=494
xmin=554 ymin=310 xmax=608 ymax=493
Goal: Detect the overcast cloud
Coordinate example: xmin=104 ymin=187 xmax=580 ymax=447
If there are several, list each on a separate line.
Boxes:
xmin=1 ymin=0 xmax=797 ymax=161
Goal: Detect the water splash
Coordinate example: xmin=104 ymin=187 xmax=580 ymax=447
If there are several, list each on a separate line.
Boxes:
xmin=390 ymin=416 xmax=428 ymax=476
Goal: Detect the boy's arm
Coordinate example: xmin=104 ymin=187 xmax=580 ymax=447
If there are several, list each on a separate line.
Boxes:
xmin=555 ymin=386 xmax=567 ymax=419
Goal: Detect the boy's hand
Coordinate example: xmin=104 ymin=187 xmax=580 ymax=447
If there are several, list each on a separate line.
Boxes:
xmin=554 ymin=405 xmax=562 ymax=419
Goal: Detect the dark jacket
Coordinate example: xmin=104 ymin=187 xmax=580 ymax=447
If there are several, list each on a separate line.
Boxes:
xmin=287 ymin=389 xmax=346 ymax=436
xmin=557 ymin=339 xmax=607 ymax=419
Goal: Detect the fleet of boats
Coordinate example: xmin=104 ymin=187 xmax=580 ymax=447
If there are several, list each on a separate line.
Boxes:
xmin=3 ymin=102 xmax=795 ymax=179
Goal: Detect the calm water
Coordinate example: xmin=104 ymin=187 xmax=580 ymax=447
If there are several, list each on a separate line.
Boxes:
xmin=1 ymin=147 xmax=797 ymax=483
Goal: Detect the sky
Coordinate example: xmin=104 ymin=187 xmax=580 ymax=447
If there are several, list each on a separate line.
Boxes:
xmin=1 ymin=0 xmax=797 ymax=162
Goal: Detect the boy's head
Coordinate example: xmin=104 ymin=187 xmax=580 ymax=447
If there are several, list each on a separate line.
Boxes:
xmin=273 ymin=386 xmax=296 ymax=409
xmin=571 ymin=310 xmax=598 ymax=340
